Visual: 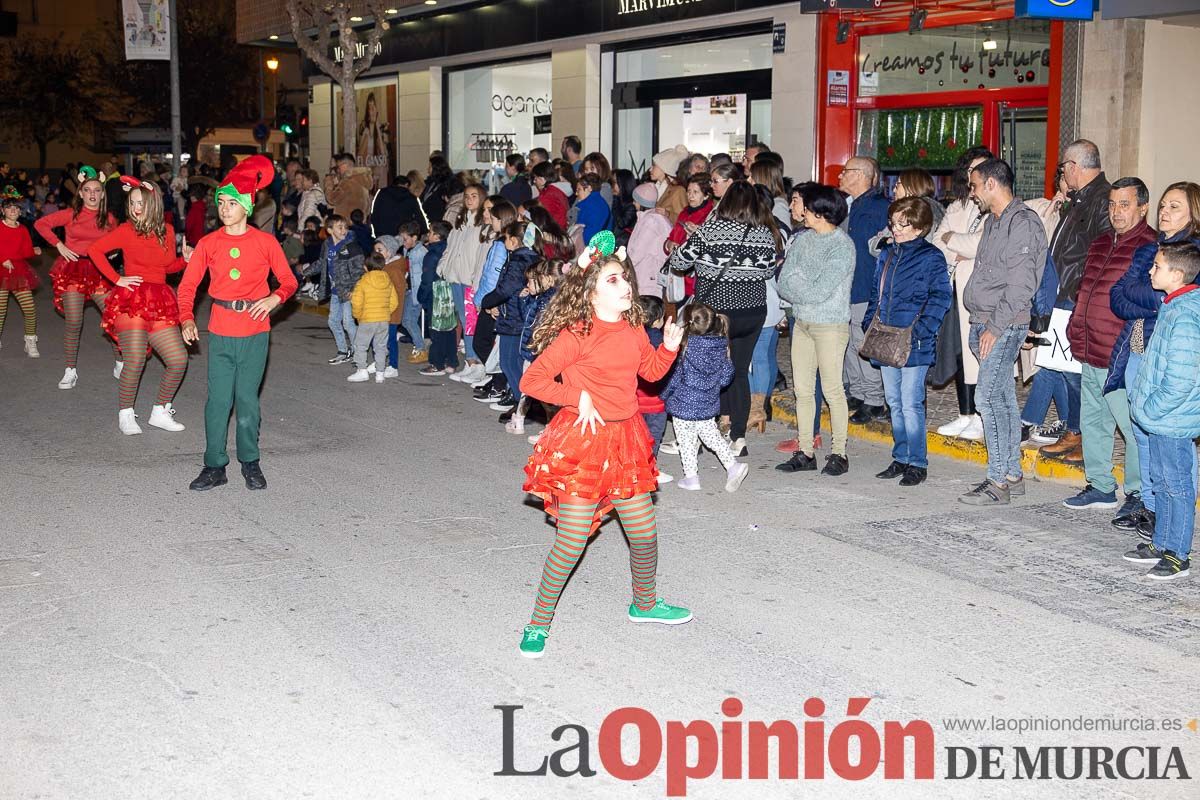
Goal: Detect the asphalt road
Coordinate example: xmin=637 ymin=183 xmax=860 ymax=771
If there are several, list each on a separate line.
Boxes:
xmin=1 ymin=288 xmax=1197 ymax=800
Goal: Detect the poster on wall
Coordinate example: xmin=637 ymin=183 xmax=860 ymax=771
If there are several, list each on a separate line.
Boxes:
xmin=122 ymin=0 xmax=170 ymax=61
xmin=827 ymin=70 xmax=850 ymax=107
xmin=333 ymin=82 xmax=398 ymax=192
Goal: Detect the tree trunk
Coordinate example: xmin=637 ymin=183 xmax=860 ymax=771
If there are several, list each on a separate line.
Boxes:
xmin=341 ymin=63 xmax=356 ymax=155
xmin=36 ymin=139 xmax=48 ymax=173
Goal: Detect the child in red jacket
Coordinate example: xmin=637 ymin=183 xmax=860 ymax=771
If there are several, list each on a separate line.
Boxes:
xmin=665 ymin=173 xmax=714 ymax=298
xmin=636 ymin=295 xmax=673 ymax=483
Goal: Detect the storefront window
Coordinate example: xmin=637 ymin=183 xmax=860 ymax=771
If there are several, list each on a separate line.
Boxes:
xmin=857 ymin=106 xmax=983 ymax=197
xmin=447 ymin=59 xmax=552 ymax=171
xmin=616 ymin=33 xmax=771 ymax=82
xmin=857 ymin=19 xmax=1051 ymax=97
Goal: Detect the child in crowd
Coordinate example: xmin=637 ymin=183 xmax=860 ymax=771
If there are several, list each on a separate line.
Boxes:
xmin=509 ymin=255 xmax=562 ymax=437
xmin=279 ymin=218 xmax=305 ymax=281
xmin=636 ymin=295 xmax=671 ymax=482
xmin=349 ymin=208 xmax=373 ymax=253
xmin=1126 ymin=241 xmax=1200 ymax=581
xmin=626 ymin=183 xmax=673 ymax=300
xmin=575 ymin=174 xmax=612 ymax=244
xmin=373 ymin=235 xmax=407 ymax=376
xmin=483 ymin=220 xmax=542 ymax=416
xmin=348 ymin=252 xmax=399 ymax=383
xmin=418 ymin=221 xmax=457 ymax=376
xmin=304 ymin=214 xmax=365 ymax=364
xmin=662 ymin=303 xmax=749 ymax=492
xmin=399 ymin=221 xmax=428 ymax=364
xmin=516 ymin=235 xmax=688 ymax=659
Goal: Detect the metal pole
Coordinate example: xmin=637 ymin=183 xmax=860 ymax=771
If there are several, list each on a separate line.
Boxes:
xmin=169 ymin=0 xmax=182 ymax=174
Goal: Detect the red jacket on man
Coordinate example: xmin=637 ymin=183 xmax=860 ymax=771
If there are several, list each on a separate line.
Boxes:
xmin=1066 ymin=218 xmax=1156 ymax=369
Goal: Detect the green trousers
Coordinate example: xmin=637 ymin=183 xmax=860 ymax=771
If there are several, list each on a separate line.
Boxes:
xmin=204 ymin=333 xmax=270 ymax=469
xmin=1080 ymin=362 xmax=1140 ymax=496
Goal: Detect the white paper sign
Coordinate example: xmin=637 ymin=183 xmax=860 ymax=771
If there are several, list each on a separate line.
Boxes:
xmin=1034 ymin=307 xmax=1081 ymax=374
xmin=123 ymin=0 xmax=171 ymax=61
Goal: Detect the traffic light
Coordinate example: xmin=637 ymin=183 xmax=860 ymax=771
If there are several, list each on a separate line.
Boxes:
xmin=280 ymin=122 xmax=295 ymax=136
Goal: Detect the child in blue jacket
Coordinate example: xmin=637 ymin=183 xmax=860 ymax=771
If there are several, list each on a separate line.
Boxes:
xmin=1126 ymin=241 xmax=1200 ymax=581
xmin=662 ymin=303 xmax=749 ymax=493
xmin=481 ymin=221 xmax=541 ymax=412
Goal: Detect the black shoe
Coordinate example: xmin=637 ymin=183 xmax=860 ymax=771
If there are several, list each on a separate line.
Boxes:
xmin=875 ymin=460 xmax=906 ymax=479
xmin=1146 ymin=551 xmax=1191 ymax=581
xmin=1123 ymin=541 xmax=1162 ymax=564
xmin=498 ymin=408 xmax=515 ymax=423
xmin=821 ymin=453 xmax=849 ymax=476
xmin=846 ymin=396 xmax=864 ymax=414
xmin=850 ymin=404 xmax=887 ymax=425
xmin=775 ymin=451 xmax=817 ymax=473
xmin=240 ymin=460 xmax=267 ymax=490
xmin=189 ymin=466 xmax=228 ymax=491
xmin=1110 ymin=493 xmax=1144 ymax=529
xmin=472 ymin=379 xmax=495 ymax=399
xmin=399 ymin=334 xmax=413 ymax=344
xmin=774 ymin=371 xmax=788 ymax=392
xmin=1020 ymin=423 xmax=1033 ymax=444
xmin=899 ymin=465 xmax=928 ymax=486
xmin=1135 ymin=510 xmax=1156 ymax=542
xmin=475 ymin=387 xmax=505 ymax=403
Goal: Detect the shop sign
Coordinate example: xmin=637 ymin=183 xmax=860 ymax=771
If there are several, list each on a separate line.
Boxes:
xmin=533 ymin=114 xmax=552 ymax=135
xmin=827 ymin=70 xmax=850 ymax=106
xmin=616 ymin=0 xmax=704 ymax=15
xmin=1015 ymin=0 xmax=1095 ymax=21
xmin=491 ymin=94 xmax=552 ymax=118
xmin=772 ymin=22 xmax=786 ymax=54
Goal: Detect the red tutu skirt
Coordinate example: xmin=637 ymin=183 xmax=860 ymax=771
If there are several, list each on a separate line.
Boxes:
xmin=100 ymin=281 xmax=180 ymax=337
xmin=50 ymin=256 xmax=111 ymax=312
xmin=0 ymin=261 xmax=39 ymax=292
xmin=523 ymin=410 xmax=659 ymax=533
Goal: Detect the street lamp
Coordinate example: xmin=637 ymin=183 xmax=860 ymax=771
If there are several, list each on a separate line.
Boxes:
xmin=266 ymin=57 xmax=280 ymax=129
xmin=266 ymin=57 xmax=279 ymax=72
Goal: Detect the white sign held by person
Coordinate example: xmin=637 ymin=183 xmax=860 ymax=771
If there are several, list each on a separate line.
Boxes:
xmin=1034 ymin=307 xmax=1081 ymax=374
xmin=123 ymin=0 xmax=171 ymax=61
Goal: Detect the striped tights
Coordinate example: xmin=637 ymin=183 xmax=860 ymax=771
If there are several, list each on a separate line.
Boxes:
xmin=0 ymin=290 xmax=35 ymax=336
xmin=115 ymin=327 xmax=189 ymax=409
xmin=61 ymin=291 xmax=119 ymax=369
xmin=529 ymin=493 xmax=659 ymax=628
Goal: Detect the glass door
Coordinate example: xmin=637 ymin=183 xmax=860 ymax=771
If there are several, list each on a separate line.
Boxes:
xmin=616 ymin=107 xmax=654 ymax=176
xmin=1000 ymin=104 xmax=1048 ymax=201
xmin=658 ymin=94 xmax=748 ymax=165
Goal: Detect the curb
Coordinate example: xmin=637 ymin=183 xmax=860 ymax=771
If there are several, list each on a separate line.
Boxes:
xmin=769 ymin=395 xmax=1114 ymax=488
xmin=295 ymin=300 xmax=330 ymax=319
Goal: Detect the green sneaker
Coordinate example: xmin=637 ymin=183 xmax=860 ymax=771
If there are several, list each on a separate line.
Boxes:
xmin=519 ymin=625 xmax=549 ymax=658
xmin=627 ymin=598 xmax=693 ymax=625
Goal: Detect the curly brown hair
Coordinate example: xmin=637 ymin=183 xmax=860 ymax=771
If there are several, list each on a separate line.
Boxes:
xmin=528 ymin=255 xmax=645 ymax=353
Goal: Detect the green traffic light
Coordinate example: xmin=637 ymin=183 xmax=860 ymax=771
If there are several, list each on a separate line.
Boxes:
xmin=280 ymin=123 xmax=294 ymax=135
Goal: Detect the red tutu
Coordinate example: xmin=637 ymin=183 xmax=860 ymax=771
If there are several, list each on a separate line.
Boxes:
xmin=523 ymin=410 xmax=659 ymax=533
xmin=0 ymin=261 xmax=39 ymax=292
xmin=100 ymin=281 xmax=180 ymax=337
xmin=50 ymin=256 xmax=111 ymax=312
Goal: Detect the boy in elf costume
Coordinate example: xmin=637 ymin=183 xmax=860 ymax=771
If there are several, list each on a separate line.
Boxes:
xmin=177 ymin=156 xmax=298 ymax=491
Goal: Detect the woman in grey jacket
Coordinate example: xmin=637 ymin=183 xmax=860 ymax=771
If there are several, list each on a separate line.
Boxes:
xmin=775 ymin=185 xmax=856 ymax=476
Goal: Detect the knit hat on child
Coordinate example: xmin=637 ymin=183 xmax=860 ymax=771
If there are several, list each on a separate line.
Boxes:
xmin=652 ymin=144 xmax=690 ymax=176
xmin=632 ymin=183 xmax=659 ymax=209
xmin=375 ymin=235 xmax=401 ymax=259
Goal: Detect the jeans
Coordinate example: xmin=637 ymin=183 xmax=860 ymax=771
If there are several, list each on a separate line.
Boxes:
xmin=387 ymin=323 xmax=400 ymax=368
xmin=1125 ymin=350 xmax=1155 ymax=512
xmin=881 ymin=364 xmax=931 ymax=469
xmin=642 ymin=412 xmax=667 ymax=457
xmin=1080 ymin=362 xmax=1140 ymax=496
xmin=749 ymin=326 xmax=779 ymax=395
xmin=970 ymin=323 xmax=1028 ymax=484
xmin=451 ymin=282 xmax=477 ymax=361
xmin=1148 ymin=434 xmax=1197 ymax=559
xmin=327 ymin=293 xmax=357 ymax=354
xmin=844 ymin=301 xmax=885 ymax=406
xmin=792 ymin=320 xmax=849 ymax=456
xmin=354 ymin=321 xmax=389 ymax=372
xmin=1021 ymin=368 xmax=1077 ymax=432
xmin=402 ymin=290 xmax=424 ymax=352
xmin=499 ymin=334 xmax=523 ymax=403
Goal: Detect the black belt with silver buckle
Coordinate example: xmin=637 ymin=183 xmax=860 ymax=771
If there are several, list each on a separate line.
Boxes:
xmin=213 ymin=298 xmax=267 ymax=313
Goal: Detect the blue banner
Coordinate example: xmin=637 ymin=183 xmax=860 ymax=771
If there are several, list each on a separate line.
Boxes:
xmin=1015 ymin=0 xmax=1096 ymax=20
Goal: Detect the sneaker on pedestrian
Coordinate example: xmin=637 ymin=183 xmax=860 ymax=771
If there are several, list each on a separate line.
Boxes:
xmin=383 ymin=366 xmax=399 ymax=378
xmin=1006 ymin=475 xmax=1025 ymax=496
xmin=23 ymin=335 xmax=38 ymax=358
xmin=725 ymin=462 xmax=749 ymax=492
xmin=958 ymin=414 xmax=984 ymax=441
xmin=958 ymin=479 xmax=1010 ymax=505
xmin=477 ymin=388 xmax=505 ymax=404
xmin=899 ymin=466 xmax=927 ymax=487
xmin=875 ymin=460 xmax=906 ymax=479
xmin=627 ymin=598 xmax=693 ymax=625
xmin=366 ymin=363 xmax=376 ymax=374
xmin=490 ymin=392 xmax=517 ymax=412
xmin=1145 ymin=552 xmax=1190 ymax=581
xmin=677 ymin=475 xmax=701 ymax=491
xmin=659 ymin=440 xmax=680 ymax=455
xmin=730 ymin=437 xmax=747 ymax=457
xmin=147 ymin=403 xmax=185 ymax=432
xmin=1123 ymin=542 xmax=1162 ymax=564
xmin=1063 ymin=484 xmax=1119 ymax=510
xmin=375 ymin=372 xmax=385 ymax=383
xmin=57 ymin=367 xmax=78 ymax=390
xmin=821 ymin=453 xmax=849 ymax=476
xmin=1111 ymin=493 xmax=1144 ymax=529
xmin=849 ymin=404 xmax=887 ymax=425
xmin=776 ymin=450 xmax=817 ymax=472
xmin=519 ymin=625 xmax=549 ymax=658
xmin=419 ymin=365 xmax=446 ymax=376
xmin=1135 ymin=510 xmax=1156 ymax=542
xmin=505 ymin=416 xmax=525 ymax=435
xmin=328 ymin=351 xmax=351 ymax=365
xmin=188 ymin=465 xmax=228 ymax=491
xmin=656 ymin=471 xmax=673 ymax=485
xmin=118 ymin=408 xmax=142 ymax=436
xmin=936 ymin=414 xmax=973 ymax=437
xmin=450 ymin=363 xmax=476 ymax=382
xmin=347 ymin=369 xmax=370 ymax=382
xmin=1030 ymin=419 xmax=1067 ymax=444
xmin=527 ymin=432 xmax=542 ymax=445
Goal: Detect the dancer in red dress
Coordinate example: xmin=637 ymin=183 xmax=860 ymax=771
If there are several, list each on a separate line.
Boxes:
xmin=0 ymin=185 xmax=42 ymax=357
xmin=87 ymin=177 xmax=190 ymax=436
xmin=515 ymin=232 xmax=691 ymax=659
xmin=34 ymin=165 xmax=119 ymax=389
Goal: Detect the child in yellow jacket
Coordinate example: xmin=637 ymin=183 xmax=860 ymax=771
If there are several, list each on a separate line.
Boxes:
xmin=348 ymin=253 xmax=400 ymax=383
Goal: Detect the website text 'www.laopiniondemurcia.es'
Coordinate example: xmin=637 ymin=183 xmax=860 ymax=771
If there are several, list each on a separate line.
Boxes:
xmin=495 ymin=699 xmax=1197 ymax=796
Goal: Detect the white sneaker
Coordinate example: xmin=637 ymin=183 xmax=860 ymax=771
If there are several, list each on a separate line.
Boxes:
xmin=725 ymin=462 xmax=750 ymax=492
xmin=23 ymin=335 xmax=39 ymax=358
xmin=375 ymin=373 xmax=385 ymax=383
xmin=958 ymin=414 xmax=985 ymax=441
xmin=113 ymin=360 xmax=124 ymax=379
xmin=58 ymin=368 xmax=78 ymax=389
xmin=366 ymin=363 xmax=376 ymax=374
xmin=936 ymin=415 xmax=972 ymax=437
xmin=527 ymin=432 xmax=542 ymax=445
xmin=506 ymin=416 xmax=526 ymax=434
xmin=118 ymin=408 xmax=142 ymax=435
xmin=660 ymin=440 xmax=680 ymax=455
xmin=383 ymin=366 xmax=399 ymax=378
xmin=656 ymin=471 xmax=674 ymax=485
xmin=347 ymin=369 xmax=370 ymax=382
xmin=148 ymin=403 xmax=185 ymax=432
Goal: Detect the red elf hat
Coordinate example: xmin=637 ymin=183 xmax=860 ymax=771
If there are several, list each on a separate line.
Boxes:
xmin=215 ymin=155 xmax=275 ymax=215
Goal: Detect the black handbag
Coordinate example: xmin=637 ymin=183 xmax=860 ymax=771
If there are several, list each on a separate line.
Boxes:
xmin=859 ymin=251 xmax=922 ymax=369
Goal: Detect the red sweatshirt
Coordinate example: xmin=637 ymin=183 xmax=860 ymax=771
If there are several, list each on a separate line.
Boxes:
xmin=520 ymin=317 xmax=677 ymax=421
xmin=177 ymin=226 xmax=298 ymax=338
xmin=185 ymin=199 xmax=207 ymax=247
xmin=0 ymin=222 xmax=36 ymax=268
xmin=86 ymin=222 xmax=185 ymax=285
xmin=34 ymin=207 xmax=116 ymax=253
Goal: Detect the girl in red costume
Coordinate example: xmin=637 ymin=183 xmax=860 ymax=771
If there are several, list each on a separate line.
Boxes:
xmin=0 ymin=185 xmax=42 ymax=356
xmin=35 ymin=165 xmax=119 ymax=389
xmin=87 ymin=177 xmax=189 ymax=436
xmin=515 ymin=232 xmax=691 ymax=659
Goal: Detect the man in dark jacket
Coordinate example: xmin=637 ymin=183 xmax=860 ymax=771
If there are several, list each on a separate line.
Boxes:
xmin=499 ymin=154 xmax=532 ymax=209
xmin=1040 ymin=139 xmax=1112 ymax=461
xmin=1062 ymin=178 xmax=1155 ymax=518
xmin=370 ymin=174 xmax=428 ymax=238
xmin=838 ymin=156 xmax=891 ymax=422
